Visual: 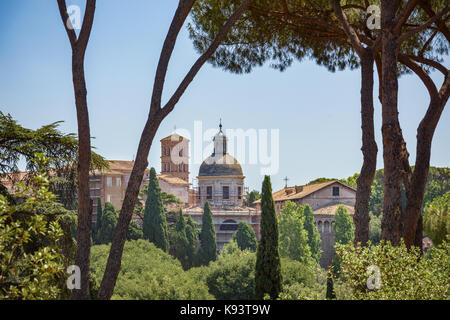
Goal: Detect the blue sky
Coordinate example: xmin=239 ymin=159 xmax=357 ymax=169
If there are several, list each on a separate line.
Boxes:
xmin=0 ymin=0 xmax=449 ymax=192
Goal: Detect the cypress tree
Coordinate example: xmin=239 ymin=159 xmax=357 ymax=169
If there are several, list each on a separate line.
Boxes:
xmin=233 ymin=221 xmax=257 ymax=251
xmin=334 ymin=205 xmax=355 ymax=245
xmin=96 ymin=202 xmax=117 ymax=244
xmin=185 ymin=216 xmax=198 ymax=268
xmin=255 ymin=176 xmax=282 ymax=300
xmin=173 ymin=210 xmax=189 ymax=269
xmin=199 ymin=201 xmax=216 ymax=265
xmin=326 ymin=269 xmax=336 ymax=300
xmin=143 ymin=167 xmax=169 ymax=252
xmin=302 ymin=204 xmax=322 ymax=263
xmin=95 ymin=197 xmax=102 ymax=234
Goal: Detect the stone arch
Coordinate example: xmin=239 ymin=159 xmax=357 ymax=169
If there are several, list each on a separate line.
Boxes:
xmin=317 ymin=220 xmax=323 ymax=233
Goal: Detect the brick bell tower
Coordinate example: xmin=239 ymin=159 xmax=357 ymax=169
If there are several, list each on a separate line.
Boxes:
xmin=160 ymin=133 xmax=189 ymax=182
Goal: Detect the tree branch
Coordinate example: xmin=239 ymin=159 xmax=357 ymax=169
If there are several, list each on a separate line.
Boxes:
xmin=420 ymin=0 xmax=450 ymax=42
xmin=161 ymin=0 xmax=252 ymax=117
xmin=397 ymin=5 xmax=450 ymax=44
xmin=150 ymin=0 xmax=196 ymax=113
xmin=330 ymin=0 xmax=365 ymax=56
xmin=408 ymin=54 xmax=448 ymax=75
xmin=56 ymin=0 xmax=77 ymax=48
xmin=399 ymin=54 xmax=439 ymax=100
xmin=393 ymin=0 xmax=421 ymax=35
xmin=77 ymin=0 xmax=97 ymax=52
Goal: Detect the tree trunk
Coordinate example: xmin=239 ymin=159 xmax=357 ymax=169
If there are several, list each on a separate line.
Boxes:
xmin=380 ymin=0 xmax=406 ymax=245
xmin=354 ymin=51 xmax=378 ymax=246
xmin=402 ymin=97 xmax=448 ymax=246
xmin=71 ymin=51 xmax=92 ymax=300
xmin=97 ymin=112 xmax=162 ymax=299
xmin=96 ymin=0 xmax=251 ymax=299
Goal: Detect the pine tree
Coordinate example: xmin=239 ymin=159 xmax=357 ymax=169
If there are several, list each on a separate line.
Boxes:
xmin=143 ymin=167 xmax=169 ymax=252
xmin=233 ymin=221 xmax=257 ymax=251
xmin=255 ymin=176 xmax=282 ymax=300
xmin=199 ymin=201 xmax=216 ymax=265
xmin=334 ymin=205 xmax=355 ymax=245
xmin=302 ymin=204 xmax=322 ymax=263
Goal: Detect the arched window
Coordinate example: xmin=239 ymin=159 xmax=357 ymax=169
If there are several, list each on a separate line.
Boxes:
xmin=318 ymin=221 xmax=323 ymax=233
xmin=220 ymin=219 xmax=238 ymax=231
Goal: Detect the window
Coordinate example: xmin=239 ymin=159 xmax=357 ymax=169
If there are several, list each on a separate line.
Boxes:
xmin=332 ymin=186 xmax=340 ymax=196
xmin=207 ymin=186 xmax=212 ymax=200
xmin=223 ymin=186 xmax=229 ymax=199
xmin=238 ymin=186 xmax=242 ymax=199
xmin=179 ymin=149 xmax=183 ymax=157
xmin=220 ymin=219 xmax=238 ymax=231
xmin=116 ymin=178 xmax=121 ymax=187
xmin=107 ymin=177 xmax=112 ymax=187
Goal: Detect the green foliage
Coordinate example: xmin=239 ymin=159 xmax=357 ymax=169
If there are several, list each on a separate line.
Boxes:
xmin=309 ymin=167 xmax=449 ymax=219
xmin=368 ymin=167 xmax=450 ymax=217
xmin=308 ymin=177 xmax=336 ymax=185
xmin=0 ymin=112 xmax=108 ymax=209
xmin=199 ymin=201 xmax=217 ymax=265
xmin=205 ymin=247 xmax=256 ymax=300
xmin=143 ymin=168 xmax=169 ymax=252
xmin=303 ymin=204 xmax=322 ymax=263
xmin=369 ymin=212 xmax=381 ymax=245
xmin=0 ymin=154 xmax=68 ymax=299
xmin=90 ymin=239 xmax=212 ymax=299
xmin=170 ymin=210 xmax=191 ymax=270
xmin=255 ymin=175 xmax=282 ymax=300
xmin=247 ymin=190 xmax=261 ymax=207
xmin=336 ymin=239 xmax=450 ymax=300
xmin=161 ymin=192 xmax=183 ymax=206
xmin=186 ymin=216 xmax=200 ymax=267
xmin=326 ymin=270 xmax=336 ymax=300
xmin=189 ymin=0 xmax=359 ymax=74
xmin=127 ymin=220 xmax=143 ymax=241
xmin=278 ymin=201 xmax=312 ymax=264
xmin=95 ymin=198 xmax=102 ymax=235
xmin=200 ymin=244 xmax=316 ymax=300
xmin=423 ymin=191 xmax=450 ymax=246
xmin=233 ymin=221 xmax=257 ymax=251
xmin=95 ymin=202 xmax=117 ymax=245
xmin=333 ymin=205 xmax=354 ymax=245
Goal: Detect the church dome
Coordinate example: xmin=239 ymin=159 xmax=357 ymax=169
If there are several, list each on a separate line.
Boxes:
xmin=199 ymin=154 xmax=243 ymax=176
xmin=198 ymin=121 xmax=243 ymax=177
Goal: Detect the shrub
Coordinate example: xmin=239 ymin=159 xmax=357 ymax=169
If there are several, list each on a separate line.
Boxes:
xmin=335 ymin=239 xmax=450 ymax=300
xmin=90 ymin=239 xmax=212 ymax=300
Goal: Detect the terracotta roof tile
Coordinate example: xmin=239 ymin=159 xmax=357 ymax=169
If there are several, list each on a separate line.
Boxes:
xmin=157 ymin=174 xmax=189 ymax=186
xmin=314 ymin=203 xmax=355 ymax=215
xmin=255 ymin=180 xmax=353 ymax=204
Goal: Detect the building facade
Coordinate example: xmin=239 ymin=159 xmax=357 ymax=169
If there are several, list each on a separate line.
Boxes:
xmin=89 ymin=160 xmax=150 ymax=224
xmin=183 ymin=123 xmax=260 ymax=250
xmin=256 ymin=180 xmax=356 ymax=267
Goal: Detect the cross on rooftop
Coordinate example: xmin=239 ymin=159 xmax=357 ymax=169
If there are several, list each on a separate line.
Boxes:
xmin=284 ymin=176 xmax=289 ymax=188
